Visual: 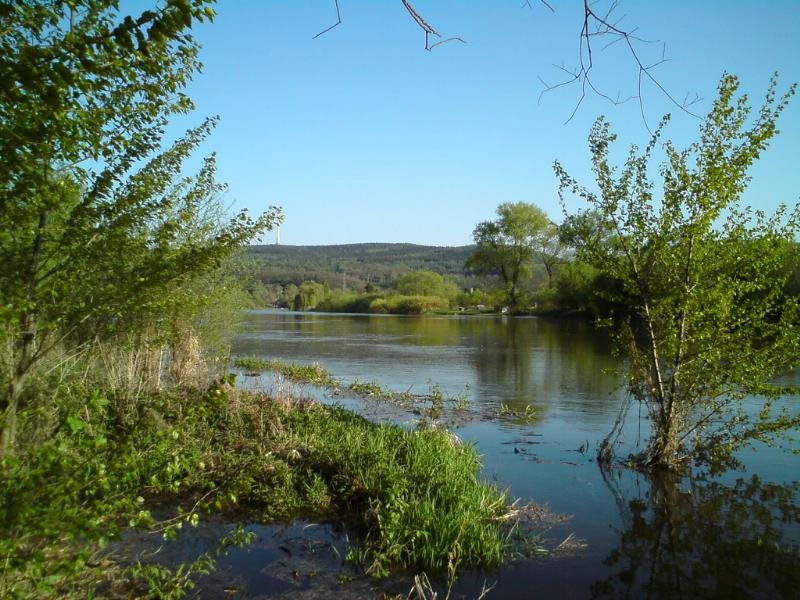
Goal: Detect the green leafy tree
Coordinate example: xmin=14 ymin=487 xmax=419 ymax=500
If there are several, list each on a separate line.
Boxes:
xmin=539 ymin=221 xmax=566 ymax=289
xmin=555 ymin=74 xmax=800 ymax=470
xmin=466 ymin=202 xmax=552 ymax=310
xmin=393 ymin=270 xmax=459 ymax=300
xmin=0 ymin=1 xmax=281 ymax=453
xmin=293 ymin=281 xmax=328 ymax=311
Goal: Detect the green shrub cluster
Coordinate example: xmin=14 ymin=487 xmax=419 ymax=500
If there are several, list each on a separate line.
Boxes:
xmin=368 ymin=295 xmax=449 ymax=315
xmin=316 ymin=292 xmax=384 ymax=313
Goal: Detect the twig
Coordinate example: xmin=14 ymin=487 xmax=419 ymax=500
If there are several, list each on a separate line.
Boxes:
xmin=313 ymin=0 xmax=341 ymax=39
xmin=401 ymin=0 xmax=466 ymax=51
xmin=539 ymin=0 xmax=702 ymax=131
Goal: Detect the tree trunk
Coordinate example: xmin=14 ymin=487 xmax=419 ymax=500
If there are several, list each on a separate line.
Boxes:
xmin=1 ymin=374 xmax=24 ymax=458
xmin=1 ymin=330 xmax=35 ymax=458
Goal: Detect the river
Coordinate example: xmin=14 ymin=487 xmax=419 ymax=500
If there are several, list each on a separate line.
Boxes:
xmin=198 ymin=310 xmax=800 ymax=599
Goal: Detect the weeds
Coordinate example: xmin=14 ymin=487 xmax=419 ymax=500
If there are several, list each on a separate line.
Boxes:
xmin=497 ymin=403 xmax=537 ymax=423
xmin=234 ymin=359 xmax=473 ymax=425
xmin=348 ymin=379 xmax=392 ymax=398
xmin=1 ymin=373 xmax=533 ymax=597
xmin=233 ymin=357 xmax=338 ymax=387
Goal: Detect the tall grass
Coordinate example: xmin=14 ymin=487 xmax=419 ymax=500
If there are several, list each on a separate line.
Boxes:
xmin=279 ymin=403 xmax=510 ymax=576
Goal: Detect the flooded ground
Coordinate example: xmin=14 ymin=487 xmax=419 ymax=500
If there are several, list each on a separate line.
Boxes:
xmin=177 ymin=310 xmax=799 ymax=599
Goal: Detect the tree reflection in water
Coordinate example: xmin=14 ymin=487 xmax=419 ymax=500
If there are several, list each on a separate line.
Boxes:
xmin=592 ymin=468 xmax=800 ymax=599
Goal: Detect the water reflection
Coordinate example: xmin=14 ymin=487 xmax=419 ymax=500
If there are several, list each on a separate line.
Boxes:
xmin=593 ymin=469 xmax=800 ymax=599
xmin=237 ymin=312 xmax=620 ymax=418
xmin=231 ymin=312 xmax=800 ymax=599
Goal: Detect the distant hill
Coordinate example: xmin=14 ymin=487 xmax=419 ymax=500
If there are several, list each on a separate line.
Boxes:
xmin=247 ymin=243 xmax=479 ymax=291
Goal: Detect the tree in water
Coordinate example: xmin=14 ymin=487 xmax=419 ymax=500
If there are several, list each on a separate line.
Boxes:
xmin=555 ymin=74 xmax=800 ymax=471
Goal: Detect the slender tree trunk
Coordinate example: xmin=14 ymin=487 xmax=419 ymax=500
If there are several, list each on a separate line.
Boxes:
xmin=1 ymin=329 xmax=35 ymax=458
xmin=2 ymin=208 xmax=49 ymax=456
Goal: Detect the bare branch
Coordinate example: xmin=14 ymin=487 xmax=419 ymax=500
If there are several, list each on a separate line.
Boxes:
xmin=523 ymin=0 xmax=555 ymax=12
xmin=428 ymin=36 xmax=467 ymax=51
xmin=313 ymin=0 xmax=341 ymax=40
xmin=539 ymin=0 xmax=702 ymax=129
xmin=401 ymin=0 xmax=466 ymax=51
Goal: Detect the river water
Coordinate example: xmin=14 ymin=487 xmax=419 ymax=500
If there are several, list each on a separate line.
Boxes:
xmin=205 ymin=310 xmax=799 ymax=599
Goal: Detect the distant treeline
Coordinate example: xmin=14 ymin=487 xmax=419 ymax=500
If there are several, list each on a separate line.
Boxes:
xmin=243 ymin=235 xmax=800 ymax=318
xmin=244 ymin=242 xmax=557 ymax=313
xmin=247 ymin=243 xmax=479 ymax=290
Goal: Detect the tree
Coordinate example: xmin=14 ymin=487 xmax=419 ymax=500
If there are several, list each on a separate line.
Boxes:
xmin=555 ymin=74 xmax=800 ymax=471
xmin=0 ymin=1 xmax=281 ymax=453
xmin=293 ymin=281 xmax=328 ymax=311
xmin=393 ymin=270 xmax=459 ymax=300
xmin=466 ymin=202 xmax=552 ymax=311
xmin=539 ymin=222 xmax=567 ymax=289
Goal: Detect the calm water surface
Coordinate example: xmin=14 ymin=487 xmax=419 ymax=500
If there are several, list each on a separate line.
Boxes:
xmin=210 ymin=310 xmax=800 ymax=599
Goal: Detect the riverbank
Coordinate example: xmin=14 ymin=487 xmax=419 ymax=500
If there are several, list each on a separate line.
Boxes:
xmin=0 ymin=375 xmax=533 ymax=598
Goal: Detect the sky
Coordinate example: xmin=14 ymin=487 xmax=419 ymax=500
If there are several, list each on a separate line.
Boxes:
xmin=166 ymin=1 xmax=800 ymax=246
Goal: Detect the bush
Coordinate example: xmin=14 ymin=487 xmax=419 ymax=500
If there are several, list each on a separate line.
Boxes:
xmin=317 ymin=293 xmax=448 ymax=315
xmin=384 ymin=295 xmax=449 ymax=315
xmin=316 ymin=292 xmax=382 ymax=313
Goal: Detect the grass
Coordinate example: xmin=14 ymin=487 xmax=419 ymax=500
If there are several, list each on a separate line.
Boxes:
xmin=497 ymin=403 xmax=537 ymax=423
xmin=234 ymin=359 xmax=472 ymax=422
xmin=233 ymin=357 xmax=338 ymax=387
xmin=348 ymin=379 xmax=397 ymax=399
xmin=1 ymin=375 xmax=529 ymax=597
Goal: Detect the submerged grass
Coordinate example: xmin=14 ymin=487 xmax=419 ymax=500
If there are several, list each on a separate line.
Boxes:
xmin=234 ymin=359 xmax=472 ymax=422
xmin=1 ymin=376 xmax=525 ymax=597
xmin=233 ymin=357 xmax=338 ymax=387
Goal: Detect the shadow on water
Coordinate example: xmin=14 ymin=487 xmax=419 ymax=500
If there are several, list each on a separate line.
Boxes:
xmin=591 ymin=468 xmax=800 ymax=600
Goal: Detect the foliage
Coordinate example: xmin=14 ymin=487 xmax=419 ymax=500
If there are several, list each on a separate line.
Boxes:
xmin=348 ymin=379 xmax=395 ymax=398
xmin=371 ymin=295 xmax=450 ymax=315
xmin=0 ymin=0 xmax=281 ymax=452
xmin=285 ymin=404 xmax=510 ymax=577
xmin=247 ymin=243 xmax=477 ymax=292
xmin=293 ymin=280 xmax=329 ymax=311
xmin=497 ymin=403 xmax=537 ymax=424
xmin=551 ymin=261 xmax=601 ymax=314
xmin=0 ymin=372 xmax=526 ymax=595
xmin=555 ymin=74 xmax=800 ymax=470
xmin=315 ymin=291 xmax=449 ymax=315
xmin=393 ymin=270 xmax=460 ymax=301
xmin=466 ymin=202 xmax=554 ymax=310
xmin=316 ymin=292 xmax=383 ymax=313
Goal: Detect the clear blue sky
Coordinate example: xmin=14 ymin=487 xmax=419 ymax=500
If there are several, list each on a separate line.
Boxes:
xmin=171 ymin=1 xmax=800 ymax=246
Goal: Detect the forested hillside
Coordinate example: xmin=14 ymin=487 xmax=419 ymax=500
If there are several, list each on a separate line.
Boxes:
xmin=247 ymin=243 xmax=478 ymax=290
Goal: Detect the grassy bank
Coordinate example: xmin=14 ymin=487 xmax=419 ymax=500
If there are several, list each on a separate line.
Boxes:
xmin=1 ymin=374 xmax=525 ymax=597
